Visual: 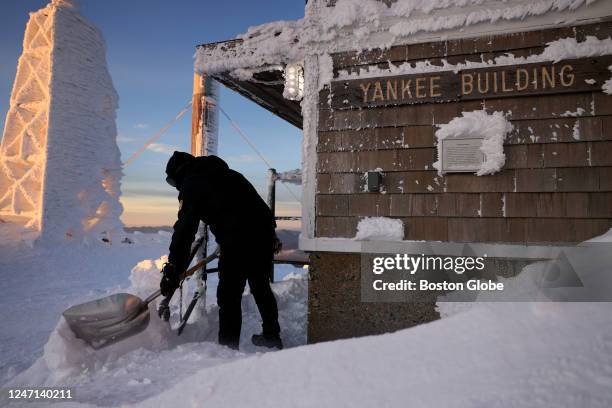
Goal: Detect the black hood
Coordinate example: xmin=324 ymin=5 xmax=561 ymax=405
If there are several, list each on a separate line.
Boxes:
xmin=193 ymin=154 xmax=230 ymax=174
xmin=166 ymin=151 xmax=195 ymax=189
xmin=166 ymin=151 xmax=195 ymax=185
xmin=166 ymin=151 xmax=230 ymax=189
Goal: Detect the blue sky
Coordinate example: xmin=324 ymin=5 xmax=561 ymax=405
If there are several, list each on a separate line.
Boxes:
xmin=0 ymin=0 xmax=304 ymax=226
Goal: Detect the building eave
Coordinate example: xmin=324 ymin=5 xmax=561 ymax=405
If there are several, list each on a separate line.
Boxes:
xmin=196 ymin=41 xmax=303 ymax=129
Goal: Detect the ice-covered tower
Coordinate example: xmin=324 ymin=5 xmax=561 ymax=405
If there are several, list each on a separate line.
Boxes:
xmin=0 ymin=0 xmax=123 ymax=241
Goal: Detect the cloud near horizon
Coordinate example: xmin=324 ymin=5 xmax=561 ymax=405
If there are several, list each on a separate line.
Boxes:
xmin=120 ymin=194 xmax=178 ymax=226
xmin=117 ymin=134 xmax=137 ymax=143
xmin=120 ymin=192 xmax=301 ymax=227
xmin=147 ymin=143 xmax=180 ymax=155
xmin=226 ymin=154 xmax=258 ymax=163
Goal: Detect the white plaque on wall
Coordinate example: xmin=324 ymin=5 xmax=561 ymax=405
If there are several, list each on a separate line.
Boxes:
xmin=440 ymin=137 xmax=485 ymax=172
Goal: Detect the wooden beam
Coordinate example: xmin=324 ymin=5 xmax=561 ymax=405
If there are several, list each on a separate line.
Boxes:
xmin=191 ymin=72 xmax=205 ymax=156
xmin=195 ymin=42 xmax=302 ymax=129
xmin=213 ymin=72 xmax=303 ymax=129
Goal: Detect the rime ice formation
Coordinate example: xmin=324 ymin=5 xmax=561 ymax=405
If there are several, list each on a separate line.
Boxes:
xmin=0 ymin=0 xmax=123 ymax=241
xmin=195 ymin=0 xmax=606 ymax=80
xmin=354 ymin=217 xmax=404 ymax=241
xmin=337 ymin=36 xmax=612 ymax=81
xmin=603 ymin=65 xmax=612 ymax=95
xmin=433 ymin=110 xmax=514 ymax=176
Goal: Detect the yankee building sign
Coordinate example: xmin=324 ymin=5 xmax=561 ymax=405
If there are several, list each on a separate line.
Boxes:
xmin=331 ymin=56 xmax=612 ymax=109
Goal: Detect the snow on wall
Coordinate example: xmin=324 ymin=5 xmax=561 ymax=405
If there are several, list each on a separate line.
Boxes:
xmin=603 ymin=65 xmax=612 ymax=94
xmin=195 ymin=0 xmax=606 ymax=80
xmin=195 ymin=0 xmax=610 ymax=247
xmin=0 ymin=1 xmax=123 ymax=241
xmin=337 ymin=35 xmax=612 ymax=81
xmin=585 ymin=227 xmax=612 ymax=242
xmin=434 ymin=110 xmax=514 ymax=176
xmin=300 ymin=55 xmax=320 ymax=240
xmin=354 ymin=216 xmax=404 ymax=241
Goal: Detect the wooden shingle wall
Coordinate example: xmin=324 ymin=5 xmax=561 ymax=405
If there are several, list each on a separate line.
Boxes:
xmin=315 ymin=21 xmax=612 ymax=244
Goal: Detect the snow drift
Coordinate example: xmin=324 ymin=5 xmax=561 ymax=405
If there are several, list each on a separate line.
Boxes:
xmin=5 ymin=254 xmax=308 ymax=405
xmin=134 ymin=269 xmax=612 ymax=408
xmin=3 ymin=233 xmax=612 ymax=407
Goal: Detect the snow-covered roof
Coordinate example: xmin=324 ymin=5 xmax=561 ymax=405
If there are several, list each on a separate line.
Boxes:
xmin=196 ymin=0 xmax=611 ymax=77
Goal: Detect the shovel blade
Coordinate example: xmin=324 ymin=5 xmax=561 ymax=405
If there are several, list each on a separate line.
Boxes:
xmin=63 ymin=293 xmax=151 ymax=349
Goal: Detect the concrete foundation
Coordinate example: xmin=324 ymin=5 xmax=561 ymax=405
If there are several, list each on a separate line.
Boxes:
xmin=307 ymin=252 xmax=531 ymax=343
xmin=307 ymin=252 xmax=439 ymax=343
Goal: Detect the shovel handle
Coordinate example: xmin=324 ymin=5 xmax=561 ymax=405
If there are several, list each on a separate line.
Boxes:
xmin=144 ymin=246 xmax=220 ymax=306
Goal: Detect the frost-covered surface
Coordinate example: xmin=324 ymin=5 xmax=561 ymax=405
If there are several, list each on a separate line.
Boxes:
xmin=434 ymin=110 xmax=513 ymax=176
xmin=276 ymin=168 xmax=302 ymax=184
xmin=603 ymin=65 xmax=612 ymax=95
xmin=338 ymin=35 xmax=612 ymax=81
xmin=300 ymin=56 xmax=320 ymax=239
xmin=572 ymin=120 xmax=581 ymax=140
xmin=354 ymin=216 xmax=404 ymax=241
xmin=196 ymin=0 xmax=606 ymax=83
xmin=194 ymin=76 xmax=220 ymax=156
xmin=129 ymin=274 xmax=612 ymax=407
xmin=5 ymin=257 xmax=307 ymax=406
xmin=198 ymin=2 xmax=611 ymax=243
xmin=560 ymin=107 xmax=586 ymax=117
xmin=584 ymin=227 xmax=612 ymax=243
xmin=0 ymin=1 xmax=123 ymax=241
xmin=3 ymin=225 xmax=612 ymax=407
xmin=0 ymin=229 xmax=171 ymax=384
xmin=0 ymin=224 xmax=307 ymax=401
xmin=0 ymin=4 xmax=52 ymax=231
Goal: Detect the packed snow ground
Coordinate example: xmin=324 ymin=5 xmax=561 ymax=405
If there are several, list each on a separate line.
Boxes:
xmin=1 ymin=227 xmax=612 ymax=407
xmin=135 ymin=303 xmax=612 ymax=408
xmin=0 ymin=227 xmax=306 ymax=404
xmin=0 ymin=228 xmax=169 ymax=384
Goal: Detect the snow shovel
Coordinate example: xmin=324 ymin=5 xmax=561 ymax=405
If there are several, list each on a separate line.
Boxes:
xmin=62 ymin=247 xmax=219 ymax=349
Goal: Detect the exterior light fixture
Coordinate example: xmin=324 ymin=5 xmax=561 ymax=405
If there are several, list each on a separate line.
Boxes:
xmin=283 ymin=63 xmax=304 ymax=101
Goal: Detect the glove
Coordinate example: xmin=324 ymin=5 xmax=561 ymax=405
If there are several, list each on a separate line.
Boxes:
xmin=157 ymin=296 xmax=171 ymax=321
xmin=273 ymin=234 xmax=282 ymax=255
xmin=160 ymin=262 xmax=180 ymax=298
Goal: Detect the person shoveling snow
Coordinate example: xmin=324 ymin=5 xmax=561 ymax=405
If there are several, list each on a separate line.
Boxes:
xmin=162 ymin=151 xmax=283 ymax=350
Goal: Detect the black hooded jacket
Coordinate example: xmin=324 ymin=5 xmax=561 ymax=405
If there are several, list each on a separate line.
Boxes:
xmin=166 ymin=152 xmax=276 ymax=272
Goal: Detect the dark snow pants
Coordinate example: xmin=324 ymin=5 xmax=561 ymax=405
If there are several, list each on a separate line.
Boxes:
xmin=216 ymin=245 xmax=280 ymax=349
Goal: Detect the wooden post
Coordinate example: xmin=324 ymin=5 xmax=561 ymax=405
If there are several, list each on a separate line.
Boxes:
xmin=191 ymin=72 xmax=205 ymax=156
xmin=191 ymin=71 xmax=219 ymax=156
xmin=191 ymin=71 xmax=208 ymax=299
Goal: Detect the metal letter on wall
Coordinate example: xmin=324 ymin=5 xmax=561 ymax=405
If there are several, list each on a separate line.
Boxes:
xmin=330 ymin=56 xmax=612 ymax=110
